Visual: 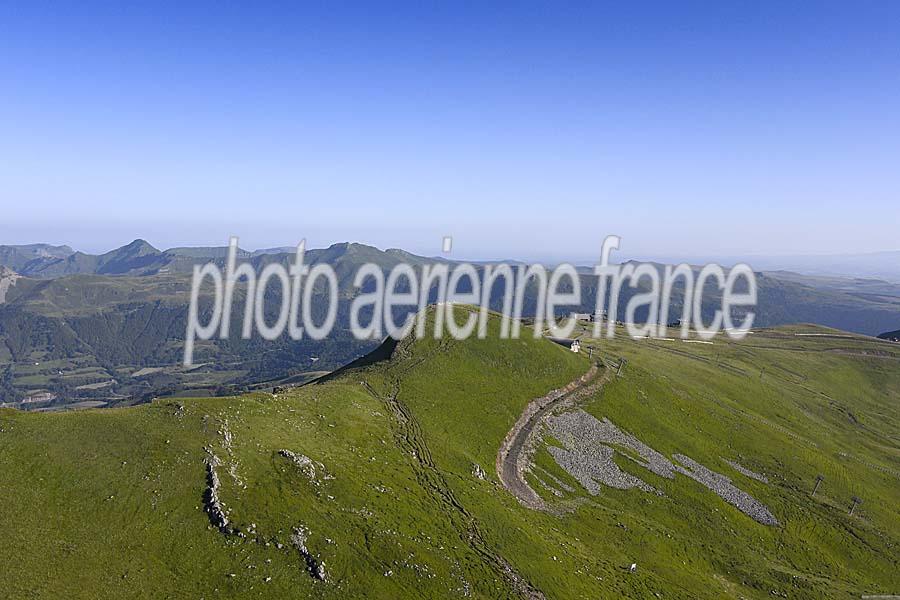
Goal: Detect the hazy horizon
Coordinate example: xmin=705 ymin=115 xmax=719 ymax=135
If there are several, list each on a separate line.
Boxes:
xmin=3 ymin=235 xmax=898 ymax=273
xmin=3 ymin=3 xmax=899 ymax=258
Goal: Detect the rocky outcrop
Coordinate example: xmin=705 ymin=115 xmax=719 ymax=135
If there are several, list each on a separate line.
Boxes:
xmin=0 ymin=267 xmax=21 ymax=304
xmin=278 ymin=449 xmax=332 ymax=485
xmin=291 ymin=525 xmax=328 ymax=581
xmin=203 ymin=450 xmax=230 ymax=533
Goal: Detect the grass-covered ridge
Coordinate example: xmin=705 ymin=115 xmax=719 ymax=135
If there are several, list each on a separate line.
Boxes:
xmin=0 ymin=311 xmax=897 ymax=599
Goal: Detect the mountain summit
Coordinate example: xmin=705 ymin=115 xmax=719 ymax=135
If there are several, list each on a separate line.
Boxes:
xmin=113 ymin=239 xmax=159 ymax=256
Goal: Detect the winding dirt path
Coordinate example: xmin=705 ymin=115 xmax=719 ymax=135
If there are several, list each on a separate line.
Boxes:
xmin=361 ymin=338 xmax=549 ymax=599
xmin=496 ymin=363 xmax=609 ymax=510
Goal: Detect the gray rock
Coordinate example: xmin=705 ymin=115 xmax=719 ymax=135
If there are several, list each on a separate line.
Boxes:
xmin=542 ymin=410 xmax=779 ymax=526
xmin=291 ymin=525 xmax=328 ymax=581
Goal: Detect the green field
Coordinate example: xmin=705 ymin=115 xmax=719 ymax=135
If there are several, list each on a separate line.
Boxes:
xmin=0 ymin=311 xmax=897 ymax=599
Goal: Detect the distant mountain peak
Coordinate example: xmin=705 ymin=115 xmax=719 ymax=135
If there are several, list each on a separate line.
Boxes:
xmin=117 ymin=239 xmax=160 ymax=255
xmin=323 ymin=241 xmax=380 ymax=256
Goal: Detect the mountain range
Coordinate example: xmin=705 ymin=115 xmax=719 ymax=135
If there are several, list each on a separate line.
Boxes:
xmin=0 ymin=240 xmax=898 ymax=409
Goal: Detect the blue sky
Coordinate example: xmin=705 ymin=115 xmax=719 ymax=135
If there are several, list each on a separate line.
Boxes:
xmin=1 ymin=2 xmax=898 ymax=261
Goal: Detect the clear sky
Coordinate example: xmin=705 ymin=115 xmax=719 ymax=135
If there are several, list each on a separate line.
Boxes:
xmin=1 ymin=2 xmax=898 ymax=261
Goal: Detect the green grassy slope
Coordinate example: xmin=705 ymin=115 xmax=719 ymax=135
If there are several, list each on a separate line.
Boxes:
xmin=550 ymin=323 xmax=900 ymax=597
xmin=0 ymin=311 xmax=897 ymax=599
